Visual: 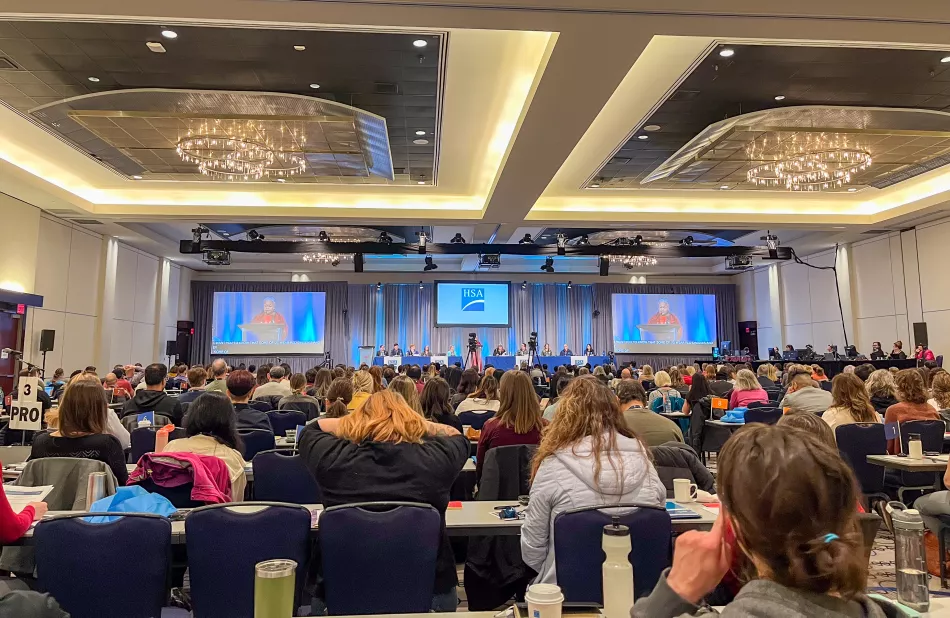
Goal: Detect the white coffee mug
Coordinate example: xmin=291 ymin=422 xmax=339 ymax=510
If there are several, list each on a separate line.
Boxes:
xmin=673 ymin=478 xmax=698 ymax=502
xmin=525 ymin=583 xmax=564 ymax=618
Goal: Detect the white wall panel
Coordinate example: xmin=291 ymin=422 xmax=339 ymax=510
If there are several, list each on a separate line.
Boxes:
xmin=130 ymin=325 xmax=155 ymax=365
xmin=922 ymin=309 xmax=950 ymax=361
xmin=33 ymin=218 xmax=71 ymax=313
xmin=178 ymin=266 xmax=194 ymax=321
xmin=110 ymin=319 xmax=133 ymax=367
xmin=917 ymin=220 xmax=950 ymax=314
xmin=856 ymin=315 xmax=899 ymax=355
xmin=65 ymin=229 xmax=102 ymax=316
xmin=114 ymin=246 xmax=138 ymax=322
xmin=784 ymin=324 xmax=813 ymax=349
xmin=133 ymin=254 xmax=158 ymax=324
xmin=852 ymin=237 xmax=897 ymax=319
xmin=164 ymin=265 xmax=181 ymax=328
xmin=812 ymin=320 xmax=846 ymax=351
xmin=806 ymin=252 xmax=841 ymax=325
xmin=752 ymin=268 xmax=774 ymax=330
xmin=734 ymin=270 xmax=756 ymax=322
xmin=780 ymin=262 xmax=812 ymax=326
xmin=62 ymin=313 xmax=95 ymax=374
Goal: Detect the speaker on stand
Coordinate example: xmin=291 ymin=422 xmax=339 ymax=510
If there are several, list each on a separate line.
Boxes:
xmin=165 ymin=340 xmax=177 ymax=368
xmin=39 ymin=329 xmax=54 ymax=379
xmin=176 ymin=320 xmax=194 ymax=366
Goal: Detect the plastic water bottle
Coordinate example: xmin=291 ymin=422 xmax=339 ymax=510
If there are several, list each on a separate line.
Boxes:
xmin=889 ymin=502 xmax=930 ymax=611
xmin=662 ymin=391 xmax=671 ymax=415
xmin=602 ymin=516 xmax=634 ymax=618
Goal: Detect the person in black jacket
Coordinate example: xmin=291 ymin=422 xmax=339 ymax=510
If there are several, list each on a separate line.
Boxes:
xmin=120 ymin=363 xmax=183 ymax=426
xmin=225 ymin=370 xmax=273 ymax=432
xmin=650 ymin=442 xmax=715 ymax=497
xmin=890 ymin=340 xmax=907 ymax=360
xmin=299 ymin=390 xmax=468 ymax=611
xmin=869 ymin=341 xmax=886 ymax=360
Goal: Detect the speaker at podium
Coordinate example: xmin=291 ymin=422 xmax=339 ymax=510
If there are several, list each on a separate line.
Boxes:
xmin=238 ymin=322 xmax=285 ymax=342
xmin=636 ymin=323 xmax=679 ymax=341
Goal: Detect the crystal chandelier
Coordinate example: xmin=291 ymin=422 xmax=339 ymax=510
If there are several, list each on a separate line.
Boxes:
xmin=745 ymin=133 xmax=871 ymax=192
xmin=176 ymin=122 xmax=307 ymax=181
xmin=302 ymin=253 xmax=351 ymax=266
xmin=607 ymin=255 xmax=658 ymax=269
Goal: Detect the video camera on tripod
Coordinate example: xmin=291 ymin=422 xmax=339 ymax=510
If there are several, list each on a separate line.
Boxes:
xmin=528 ymin=331 xmax=538 ymax=352
xmin=468 ymin=332 xmax=478 ymax=353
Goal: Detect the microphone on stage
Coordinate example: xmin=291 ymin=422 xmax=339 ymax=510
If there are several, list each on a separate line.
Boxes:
xmin=1 ymin=348 xmax=23 ymax=356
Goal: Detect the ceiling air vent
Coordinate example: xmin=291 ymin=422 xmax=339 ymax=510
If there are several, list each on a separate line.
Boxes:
xmin=72 ymin=219 xmax=103 ymax=225
xmin=0 ymin=57 xmax=21 ymax=70
xmin=374 ymin=82 xmax=399 ymax=95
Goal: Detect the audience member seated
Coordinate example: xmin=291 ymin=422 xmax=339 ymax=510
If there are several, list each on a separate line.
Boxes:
xmin=406 ymin=365 xmax=425 ymax=393
xmin=163 ymin=392 xmax=247 ymax=498
xmin=421 ymin=377 xmax=463 ymax=432
xmin=70 ymin=372 xmax=130 ymax=449
xmin=668 ymin=367 xmax=690 ymax=397
xmin=252 ymin=366 xmax=292 ymax=400
xmin=864 ymin=369 xmax=898 ymax=415
xmin=638 ymin=364 xmax=655 ymax=387
xmin=647 ymin=371 xmax=680 ymax=406
xmin=728 ymin=369 xmax=769 ymax=410
xmin=178 ymin=367 xmax=208 ymax=405
xmin=450 ymin=368 xmax=480 ymax=409
xmin=346 ymin=370 xmax=374 ymax=412
xmin=915 ymin=344 xmax=936 ymax=362
xmin=323 ymin=378 xmax=353 ymax=419
xmin=367 ymin=365 xmax=386 ymax=393
xmin=475 ymin=371 xmax=545 ymax=482
xmin=278 ymin=373 xmax=321 ymax=411
xmin=619 ymin=379 xmax=684 ymax=447
xmin=204 ymin=358 xmax=229 ymax=394
xmin=299 ymin=391 xmax=468 ymax=611
xmin=930 ymin=371 xmax=950 ymax=428
xmin=46 ymin=367 xmax=65 ymax=389
xmin=683 ymin=374 xmax=711 ymax=418
xmin=821 ymin=373 xmax=882 ymax=436
xmin=226 ymin=370 xmax=274 ymax=433
xmin=635 ymin=424 xmax=900 ymax=617
xmin=522 ymin=375 xmax=665 ymax=586
xmin=309 ymin=367 xmax=334 ymax=400
xmin=890 ymin=340 xmax=907 ymax=360
xmin=779 ymin=373 xmax=833 ymax=415
xmin=388 ymin=375 xmax=423 ymax=414
xmin=455 ymin=375 xmax=501 ymax=415
xmin=811 ymin=365 xmax=830 ymax=383
xmin=121 ymin=363 xmax=184 ymax=426
xmin=708 ymin=369 xmax=734 ymax=398
xmin=884 ymin=369 xmax=940 ymax=454
xmin=102 ymin=373 xmax=128 ymax=404
xmin=31 ymin=381 xmax=128 ymax=484
xmin=756 ymin=363 xmax=777 ymax=389
xmin=542 ymin=375 xmax=572 ymax=422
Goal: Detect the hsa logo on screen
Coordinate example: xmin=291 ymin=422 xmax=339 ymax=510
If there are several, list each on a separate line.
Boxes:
xmin=461 ymin=287 xmax=485 ymax=312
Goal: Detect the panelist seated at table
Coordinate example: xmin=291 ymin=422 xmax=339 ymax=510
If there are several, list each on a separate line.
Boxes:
xmin=583 ymin=344 xmax=595 ymax=356
xmin=540 ymin=343 xmax=554 ymax=356
xmin=405 ymin=344 xmax=420 ymax=356
xmin=516 ymin=342 xmax=529 ymax=355
xmin=560 ymin=344 xmax=573 ymax=356
xmin=492 ymin=344 xmax=508 ymax=356
xmin=422 ymin=345 xmax=432 ymax=356
xmin=376 ymin=345 xmax=387 ymax=357
xmin=869 ymin=341 xmax=886 ymax=360
xmin=889 ymin=340 xmax=907 ymax=360
xmin=389 ymin=343 xmax=403 ymax=356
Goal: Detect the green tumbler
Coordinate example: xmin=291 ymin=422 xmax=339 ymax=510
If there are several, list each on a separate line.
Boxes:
xmin=254 ymin=559 xmax=296 ymax=618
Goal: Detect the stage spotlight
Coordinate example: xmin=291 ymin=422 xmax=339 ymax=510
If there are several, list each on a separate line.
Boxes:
xmin=376 ymin=282 xmax=382 ymax=291
xmin=633 ymin=234 xmax=643 ymax=245
xmin=450 ymin=233 xmax=466 ymax=244
xmin=318 ymin=230 xmax=330 ymax=242
xmin=191 ymin=226 xmax=207 ymax=243
xmin=330 ymin=257 xmax=340 ymax=267
xmin=518 ymin=233 xmax=533 ymax=244
xmin=567 ymin=281 xmax=572 ymax=289
xmin=761 ymin=230 xmax=780 ymax=251
xmin=577 ymin=234 xmax=590 ymax=246
xmin=521 ymin=281 xmax=527 ymax=290
xmin=423 ymin=255 xmax=438 ymax=271
xmin=419 ymin=281 xmax=424 ymax=289
xmin=354 ymin=253 xmax=364 ymax=272
xmin=417 ymin=229 xmax=428 ymax=254
xmin=378 ymin=231 xmax=393 ymax=244
xmin=556 ymin=233 xmax=567 ymax=256
xmin=598 ymin=256 xmax=609 ymax=277
xmin=680 ymin=235 xmax=694 ymax=246
xmin=541 ymin=257 xmax=555 ymax=273
xmin=248 ymin=229 xmax=265 ymax=241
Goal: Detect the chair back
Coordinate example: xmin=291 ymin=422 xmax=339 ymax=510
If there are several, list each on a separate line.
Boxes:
xmin=458 ymin=409 xmax=495 ymax=430
xmin=121 ymin=413 xmax=172 ymax=433
xmin=554 ymin=503 xmax=671 ymax=602
xmin=478 ymin=444 xmax=536 ymax=500
xmin=746 ymin=400 xmax=773 ymax=409
xmin=252 ymin=450 xmax=322 ymax=503
xmin=857 ymin=512 xmax=882 ymax=566
xmin=744 ymin=408 xmax=783 ymax=425
xmin=261 ymin=395 xmax=284 ymax=410
xmin=764 ymin=387 xmax=781 ymax=402
xmin=248 ymin=399 xmax=273 ymax=413
xmin=835 ymin=423 xmax=887 ymax=494
xmin=129 ymin=426 xmax=187 ymax=463
xmin=267 ymin=409 xmax=307 ymax=435
xmin=239 ymin=429 xmax=276 ymax=460
xmin=899 ymin=420 xmax=945 ymax=487
xmin=937 ymin=354 xmax=944 ymax=368
xmin=185 ymin=502 xmax=311 ymax=618
xmin=320 ymin=502 xmax=441 ymax=615
xmin=35 ymin=513 xmax=171 ymax=618
xmin=819 ymin=381 xmax=833 ymax=392
xmin=279 ymin=400 xmax=321 ymax=421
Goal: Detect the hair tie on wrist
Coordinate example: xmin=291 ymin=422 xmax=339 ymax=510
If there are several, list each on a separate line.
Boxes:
xmin=822 ymin=533 xmax=839 ymax=544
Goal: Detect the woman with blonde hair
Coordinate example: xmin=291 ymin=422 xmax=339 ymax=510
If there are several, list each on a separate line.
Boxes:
xmin=388 ymin=375 xmax=423 ymax=415
xmin=348 ymin=370 xmax=374 ymax=412
xmin=639 ymin=364 xmax=655 ymax=386
xmin=475 ymin=371 xmax=545 ymax=481
xmin=300 ymin=390 xmax=468 ymax=610
xmin=821 ymin=373 xmax=881 ymax=435
xmin=756 ymin=363 xmax=777 ymax=388
xmin=455 ymin=374 xmax=500 ymax=415
xmin=728 ymin=369 xmax=769 ymax=409
xmin=521 ymin=375 xmax=664 ymax=585
xmin=866 ymin=369 xmax=898 ymax=415
xmin=647 ymin=370 xmax=680 ymax=406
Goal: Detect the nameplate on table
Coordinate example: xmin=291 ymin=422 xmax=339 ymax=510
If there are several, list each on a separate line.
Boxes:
xmin=570 ymin=356 xmax=588 ymax=366
xmin=430 ymin=355 xmax=448 ymax=366
xmin=515 ymin=355 xmax=529 ymax=368
xmin=383 ymin=356 xmax=401 ymax=367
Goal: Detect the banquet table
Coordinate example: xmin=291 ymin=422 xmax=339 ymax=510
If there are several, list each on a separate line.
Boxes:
xmin=372 ymin=356 xmax=463 ymax=367
xmin=485 ymin=355 xmax=609 ymax=372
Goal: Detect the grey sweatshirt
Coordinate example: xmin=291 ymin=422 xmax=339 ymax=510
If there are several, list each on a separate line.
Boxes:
xmin=633 ymin=570 xmax=905 ymax=618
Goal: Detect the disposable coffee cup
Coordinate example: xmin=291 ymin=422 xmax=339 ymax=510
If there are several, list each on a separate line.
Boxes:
xmin=525 ymin=583 xmax=564 ymax=618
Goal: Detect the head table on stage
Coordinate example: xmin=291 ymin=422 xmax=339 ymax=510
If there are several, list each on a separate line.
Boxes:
xmin=486 ymin=355 xmax=610 ymax=372
xmin=372 ymin=356 xmax=463 ymax=368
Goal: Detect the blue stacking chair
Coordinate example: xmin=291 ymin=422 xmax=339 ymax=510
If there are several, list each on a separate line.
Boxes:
xmin=554 ymin=503 xmax=671 ymax=602
xmin=896 ymin=420 xmax=945 ymax=502
xmin=744 ymin=408 xmax=782 ymax=425
xmin=186 ymin=502 xmax=312 ymax=618
xmin=239 ymin=429 xmax=276 ymax=460
xmin=267 ymin=409 xmax=307 ymax=436
xmin=252 ymin=450 xmax=322 ymax=503
xmin=34 ymin=513 xmax=172 ymax=618
xmin=129 ymin=426 xmax=186 ymax=463
xmin=458 ymin=410 xmax=495 ymax=430
xmin=320 ymin=502 xmax=441 ymax=615
xmin=836 ymin=423 xmax=889 ymax=509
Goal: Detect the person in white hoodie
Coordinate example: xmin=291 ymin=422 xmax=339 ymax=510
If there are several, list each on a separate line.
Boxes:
xmin=521 ymin=374 xmax=666 ymax=585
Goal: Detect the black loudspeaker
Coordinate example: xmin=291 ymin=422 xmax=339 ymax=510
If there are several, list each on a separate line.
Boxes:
xmin=737 ymin=321 xmax=758 ymax=358
xmin=913 ymin=322 xmax=928 ymax=348
xmin=598 ymin=256 xmax=609 ymax=277
xmin=165 ymin=340 xmax=177 ymax=356
xmin=39 ymin=329 xmax=55 ymax=352
xmin=176 ymin=320 xmax=194 ymax=365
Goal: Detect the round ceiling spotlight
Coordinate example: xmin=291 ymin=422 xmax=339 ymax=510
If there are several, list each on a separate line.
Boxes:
xmin=87 ymin=76 xmax=100 ymax=82
xmin=637 ymin=135 xmax=649 ymax=140
xmin=719 ymin=48 xmax=735 ymax=58
xmin=132 ymin=175 xmax=143 ymax=180
xmin=413 ymin=138 xmax=429 ymax=145
xmin=294 ymin=45 xmax=306 ymax=51
xmin=774 ymin=95 xmax=786 ymax=101
xmin=309 ymin=83 xmax=320 ymax=89
xmin=161 ymin=29 xmax=178 ymax=39
xmin=589 ymin=183 xmax=600 ymax=188
xmin=643 ymin=125 xmax=662 ymax=132
xmin=719 ymin=185 xmax=730 ymax=190
xmin=413 ymin=39 xmax=428 ymax=48
xmin=415 ymin=130 xmax=426 ymax=136
xmin=942 ymin=56 xmax=950 ymax=63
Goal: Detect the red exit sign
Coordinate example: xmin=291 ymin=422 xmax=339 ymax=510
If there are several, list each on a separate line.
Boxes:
xmin=15 ymin=304 xmax=25 ymax=315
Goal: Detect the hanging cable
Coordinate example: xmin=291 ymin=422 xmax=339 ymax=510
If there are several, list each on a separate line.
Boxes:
xmin=788 ymin=245 xmax=849 ymax=348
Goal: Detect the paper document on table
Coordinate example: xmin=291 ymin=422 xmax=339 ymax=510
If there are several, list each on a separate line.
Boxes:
xmin=5 ymin=485 xmax=52 ymax=513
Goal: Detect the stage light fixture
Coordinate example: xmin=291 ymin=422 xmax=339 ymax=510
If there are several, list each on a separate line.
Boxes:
xmin=318 ymin=231 xmax=330 ymax=242
xmin=556 ymin=233 xmax=567 ymax=256
xmin=417 ymin=229 xmax=428 ymax=254
xmin=541 ymin=257 xmax=555 ymax=273
xmin=354 ymin=253 xmax=364 ymax=272
xmin=376 ymin=282 xmax=382 ymax=291
xmin=191 ymin=226 xmax=206 ymax=243
xmin=378 ymin=231 xmax=393 ymax=244
xmin=521 ymin=281 xmax=527 ymax=290
xmin=247 ymin=229 xmax=265 ymax=241
xmin=634 ymin=234 xmax=643 ymax=245
xmin=567 ymin=281 xmax=572 ymax=289
xmin=450 ymin=233 xmax=466 ymax=244
xmin=599 ymin=256 xmax=610 ymax=277
xmin=424 ymin=255 xmax=438 ymax=271
xmin=330 ymin=257 xmax=340 ymax=267
xmin=518 ymin=233 xmax=533 ymax=244
xmin=419 ymin=281 xmax=424 ymax=289
xmin=761 ymin=230 xmax=780 ymax=251
xmin=578 ymin=234 xmax=590 ymax=246
xmin=680 ymin=235 xmax=694 ymax=246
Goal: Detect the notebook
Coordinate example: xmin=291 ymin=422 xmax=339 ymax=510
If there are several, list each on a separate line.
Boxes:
xmin=665 ymin=501 xmax=703 ymax=520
